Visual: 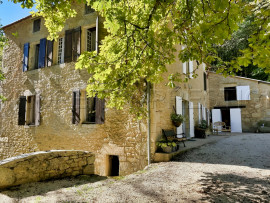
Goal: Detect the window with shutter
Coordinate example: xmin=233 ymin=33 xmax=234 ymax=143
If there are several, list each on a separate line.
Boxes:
xmin=18 ymin=94 xmax=41 ymax=126
xmin=18 ymin=96 xmax=26 ymax=125
xmin=65 ymin=27 xmax=81 ymax=63
xmin=23 ymin=43 xmax=30 ymax=72
xmin=46 ymin=40 xmax=53 ymax=67
xmin=77 ymin=90 xmax=105 ymax=124
xmin=33 ymin=19 xmax=41 ymax=32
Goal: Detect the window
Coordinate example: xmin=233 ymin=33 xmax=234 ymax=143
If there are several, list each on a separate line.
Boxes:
xmin=85 ymin=4 xmax=95 ymax=14
xmin=58 ymin=37 xmax=65 ymax=64
xmin=65 ymin=27 xmax=81 ymax=63
xmin=224 ymin=87 xmax=237 ymax=101
xmin=203 ymin=72 xmax=207 ymax=91
xmin=72 ymin=90 xmax=105 ymax=124
xmin=34 ymin=44 xmax=40 ymax=69
xmin=87 ymin=28 xmax=96 ymax=52
xmin=33 ymin=19 xmax=41 ymax=32
xmin=18 ymin=94 xmax=40 ymax=126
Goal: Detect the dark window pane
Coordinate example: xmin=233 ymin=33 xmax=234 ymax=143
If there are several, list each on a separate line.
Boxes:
xmin=85 ymin=4 xmax=95 ymax=14
xmin=33 ymin=19 xmax=41 ymax=32
xmin=35 ymin=44 xmax=40 ymax=69
xmin=203 ymin=72 xmax=207 ymax=91
xmin=86 ymin=97 xmax=96 ymax=122
xmin=87 ymin=27 xmax=96 ymax=52
xmin=224 ymin=87 xmax=237 ymax=101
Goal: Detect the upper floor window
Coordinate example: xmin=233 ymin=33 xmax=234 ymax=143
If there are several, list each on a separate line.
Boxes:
xmin=87 ymin=27 xmax=96 ymax=52
xmin=203 ymin=72 xmax=207 ymax=91
xmin=33 ymin=19 xmax=41 ymax=32
xmin=58 ymin=37 xmax=65 ymax=64
xmin=34 ymin=44 xmax=40 ymax=69
xmin=224 ymin=87 xmax=237 ymax=101
xmin=64 ymin=27 xmax=81 ymax=63
xmin=85 ymin=4 xmax=95 ymax=14
xmin=224 ymin=86 xmax=250 ymax=101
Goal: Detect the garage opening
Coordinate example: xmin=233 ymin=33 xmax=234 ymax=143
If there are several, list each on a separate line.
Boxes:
xmin=109 ymin=155 xmax=119 ymax=176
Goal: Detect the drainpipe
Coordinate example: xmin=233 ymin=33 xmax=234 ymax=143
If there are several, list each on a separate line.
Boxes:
xmin=147 ymin=82 xmax=151 ymax=165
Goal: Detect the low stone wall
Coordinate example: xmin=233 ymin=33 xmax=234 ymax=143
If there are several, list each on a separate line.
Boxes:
xmin=0 ymin=150 xmax=95 ymax=189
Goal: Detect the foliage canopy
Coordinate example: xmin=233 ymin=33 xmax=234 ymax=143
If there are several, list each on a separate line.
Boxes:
xmin=9 ymin=0 xmax=270 ymax=117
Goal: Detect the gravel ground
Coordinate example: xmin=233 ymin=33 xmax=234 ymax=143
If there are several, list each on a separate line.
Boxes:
xmin=1 ymin=133 xmax=270 ymax=203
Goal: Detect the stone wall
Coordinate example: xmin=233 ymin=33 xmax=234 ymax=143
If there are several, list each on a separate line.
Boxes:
xmin=208 ymin=72 xmax=270 ymax=132
xmin=150 ymin=47 xmax=209 ymax=154
xmin=0 ymin=4 xmax=147 ymax=176
xmin=0 ymin=150 xmax=94 ymax=189
xmin=0 ymin=3 xmax=210 ymax=174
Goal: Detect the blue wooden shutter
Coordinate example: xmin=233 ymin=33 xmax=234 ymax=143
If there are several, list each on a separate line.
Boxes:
xmin=38 ymin=38 xmax=47 ymax=68
xmin=23 ymin=43 xmax=29 ymax=72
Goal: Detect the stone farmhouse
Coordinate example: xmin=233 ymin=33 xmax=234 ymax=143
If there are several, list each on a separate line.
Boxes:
xmin=0 ymin=3 xmax=268 ymax=176
xmin=208 ymin=72 xmax=270 ymax=133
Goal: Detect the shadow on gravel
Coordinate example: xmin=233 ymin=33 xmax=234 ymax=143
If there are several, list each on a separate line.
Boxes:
xmin=172 ymin=134 xmax=270 ymax=170
xmin=199 ymin=172 xmax=270 ymax=202
xmin=0 ymin=175 xmax=106 ymax=199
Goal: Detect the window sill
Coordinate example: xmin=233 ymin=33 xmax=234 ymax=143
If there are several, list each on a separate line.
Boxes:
xmin=25 ymin=63 xmax=66 ymax=73
xmin=24 ymin=125 xmax=37 ymax=128
xmin=82 ymin=122 xmax=96 ymax=125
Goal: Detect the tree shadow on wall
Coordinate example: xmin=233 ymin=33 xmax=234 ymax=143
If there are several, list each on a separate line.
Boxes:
xmin=199 ymin=172 xmax=270 ymax=202
xmin=0 ymin=175 xmax=107 ymax=199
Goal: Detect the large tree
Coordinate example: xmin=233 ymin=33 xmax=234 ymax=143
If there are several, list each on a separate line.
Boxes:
xmin=10 ymin=0 xmax=270 ymax=117
xmin=213 ymin=16 xmax=270 ymax=81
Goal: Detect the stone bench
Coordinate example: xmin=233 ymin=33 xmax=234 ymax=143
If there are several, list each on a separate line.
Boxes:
xmin=0 ymin=150 xmax=95 ymax=189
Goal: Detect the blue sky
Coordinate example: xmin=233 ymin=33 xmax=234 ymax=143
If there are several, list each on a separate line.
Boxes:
xmin=0 ymin=0 xmax=36 ymax=26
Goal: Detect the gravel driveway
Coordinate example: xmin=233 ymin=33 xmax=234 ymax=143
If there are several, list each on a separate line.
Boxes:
xmin=1 ymin=133 xmax=270 ymax=202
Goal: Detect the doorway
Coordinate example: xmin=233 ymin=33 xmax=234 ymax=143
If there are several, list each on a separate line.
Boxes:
xmin=108 ymin=155 xmax=119 ymax=176
xmin=221 ymin=109 xmax=230 ymax=127
xmin=212 ymin=108 xmax=242 ymax=133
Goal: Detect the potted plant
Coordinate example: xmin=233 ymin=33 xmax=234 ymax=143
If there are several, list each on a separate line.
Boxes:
xmin=156 ymin=139 xmax=177 ymax=153
xmin=195 ymin=120 xmax=208 ymax=138
xmin=171 ymin=113 xmax=184 ymax=127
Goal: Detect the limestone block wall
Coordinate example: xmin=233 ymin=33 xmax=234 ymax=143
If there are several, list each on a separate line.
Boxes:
xmin=0 ymin=150 xmax=94 ymax=189
xmin=0 ymin=4 xmax=147 ymax=176
xmin=208 ymin=72 xmax=270 ymax=132
xmin=150 ymin=48 xmax=209 ymax=154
